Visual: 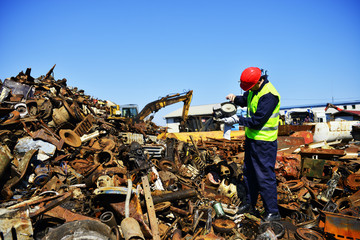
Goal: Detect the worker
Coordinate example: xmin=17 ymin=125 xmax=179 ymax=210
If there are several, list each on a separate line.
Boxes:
xmin=304 ymin=114 xmax=312 ymax=123
xmin=219 ymin=67 xmax=281 ymax=222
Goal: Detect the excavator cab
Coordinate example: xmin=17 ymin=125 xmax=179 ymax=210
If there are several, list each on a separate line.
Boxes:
xmin=108 ymin=104 xmax=139 ymax=119
xmin=120 ymin=104 xmax=138 ymax=118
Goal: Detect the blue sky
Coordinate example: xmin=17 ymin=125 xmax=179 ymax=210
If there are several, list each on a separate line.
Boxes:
xmin=1 ymin=0 xmax=359 ymax=125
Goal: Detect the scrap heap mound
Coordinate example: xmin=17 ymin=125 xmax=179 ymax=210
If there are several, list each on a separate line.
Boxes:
xmin=0 ymin=66 xmax=359 ymax=240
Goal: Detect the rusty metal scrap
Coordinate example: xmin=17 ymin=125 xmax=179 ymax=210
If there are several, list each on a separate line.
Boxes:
xmin=0 ymin=67 xmax=360 ymax=239
xmin=276 ymin=152 xmax=302 ymax=179
xmin=322 ymin=211 xmax=360 ymax=239
xmin=300 ymin=147 xmax=346 ymax=158
xmin=345 ymin=173 xmax=360 ymax=191
xmin=0 ymin=207 xmax=33 ymax=239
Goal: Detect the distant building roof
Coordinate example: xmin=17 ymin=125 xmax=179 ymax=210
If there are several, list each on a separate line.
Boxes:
xmin=281 ymin=100 xmax=360 ymax=110
xmin=164 ymin=103 xmax=218 ymax=118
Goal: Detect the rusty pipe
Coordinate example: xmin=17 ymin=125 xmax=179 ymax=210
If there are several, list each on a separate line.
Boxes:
xmin=100 ymin=211 xmax=117 ymax=229
xmin=121 ymin=178 xmax=145 ymax=240
xmin=151 ymin=189 xmax=198 ymax=205
xmin=125 ymin=179 xmax=132 ymax=218
xmin=29 ymin=191 xmax=72 ymax=218
xmin=170 ymin=206 xmax=190 ymax=216
xmin=94 ymin=150 xmax=113 ymax=165
xmin=120 ymin=217 xmax=145 ymax=240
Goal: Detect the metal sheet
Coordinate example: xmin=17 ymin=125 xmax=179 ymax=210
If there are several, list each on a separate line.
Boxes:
xmin=278 ymin=124 xmax=314 ymax=136
xmin=324 ymin=211 xmax=360 ymax=240
xmin=45 ymin=206 xmax=99 ymax=222
xmin=302 ymin=158 xmax=326 ymax=178
xmin=277 ymin=136 xmax=305 ymax=149
xmin=0 ymin=145 xmax=12 ymax=179
xmin=0 ymin=208 xmax=33 ymax=240
xmin=301 ymin=158 xmax=341 ymax=179
xmin=300 ymin=147 xmax=345 ymax=157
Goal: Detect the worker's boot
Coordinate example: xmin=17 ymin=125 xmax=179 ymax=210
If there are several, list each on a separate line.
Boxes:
xmin=236 ymin=203 xmax=253 ymax=214
xmin=262 ymin=212 xmax=281 ymax=222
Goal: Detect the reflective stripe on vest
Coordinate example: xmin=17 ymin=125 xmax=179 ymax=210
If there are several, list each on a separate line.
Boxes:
xmin=245 ymin=82 xmax=281 ymax=141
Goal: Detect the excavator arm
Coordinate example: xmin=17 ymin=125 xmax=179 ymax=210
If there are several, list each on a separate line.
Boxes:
xmin=134 ymin=90 xmax=193 ymax=123
xmin=325 ymin=103 xmax=344 ymax=112
xmin=325 ymin=103 xmax=360 ymax=117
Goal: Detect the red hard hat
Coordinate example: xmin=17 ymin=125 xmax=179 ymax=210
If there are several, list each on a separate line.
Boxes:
xmin=240 ymin=67 xmax=262 ymax=91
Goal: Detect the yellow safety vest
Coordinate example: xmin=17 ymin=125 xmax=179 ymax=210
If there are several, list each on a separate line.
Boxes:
xmin=245 ymin=82 xmax=281 ymax=141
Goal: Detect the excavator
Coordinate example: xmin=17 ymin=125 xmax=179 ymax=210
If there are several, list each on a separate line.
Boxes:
xmin=107 ymin=90 xmax=193 ymax=128
xmin=135 ymin=90 xmax=193 ymax=125
xmin=106 ymin=90 xmax=193 ymax=146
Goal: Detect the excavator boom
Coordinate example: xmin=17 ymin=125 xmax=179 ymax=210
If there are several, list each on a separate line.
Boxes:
xmin=325 ymin=103 xmax=360 ymax=117
xmin=135 ymin=90 xmax=193 ymax=122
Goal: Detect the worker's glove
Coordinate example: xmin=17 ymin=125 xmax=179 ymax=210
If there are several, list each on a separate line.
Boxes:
xmin=217 ymin=114 xmax=239 ymax=125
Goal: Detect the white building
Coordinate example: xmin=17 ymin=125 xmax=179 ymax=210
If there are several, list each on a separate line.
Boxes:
xmin=280 ymin=101 xmax=360 ymax=124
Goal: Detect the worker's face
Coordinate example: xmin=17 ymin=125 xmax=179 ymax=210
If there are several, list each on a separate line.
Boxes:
xmin=250 ymin=79 xmax=263 ymax=91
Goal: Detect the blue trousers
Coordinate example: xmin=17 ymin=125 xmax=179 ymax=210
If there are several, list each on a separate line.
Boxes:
xmin=243 ymin=137 xmax=279 ymax=214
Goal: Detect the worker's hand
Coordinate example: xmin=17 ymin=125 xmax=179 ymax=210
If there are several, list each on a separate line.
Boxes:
xmin=217 ymin=114 xmax=239 ymax=125
xmin=226 ymin=94 xmax=236 ymax=102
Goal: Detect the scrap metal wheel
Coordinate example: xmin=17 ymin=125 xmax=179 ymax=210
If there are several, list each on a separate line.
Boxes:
xmin=295 ymin=228 xmax=325 ymax=240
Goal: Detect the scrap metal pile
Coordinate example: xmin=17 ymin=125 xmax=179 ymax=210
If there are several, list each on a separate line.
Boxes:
xmin=0 ymin=67 xmax=359 ymax=240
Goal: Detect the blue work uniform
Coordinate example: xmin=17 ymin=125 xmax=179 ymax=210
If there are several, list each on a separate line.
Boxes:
xmin=234 ymin=79 xmax=280 ymax=214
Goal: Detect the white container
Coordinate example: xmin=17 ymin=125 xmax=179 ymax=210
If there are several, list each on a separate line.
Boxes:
xmin=313 ymin=121 xmax=360 ymax=142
